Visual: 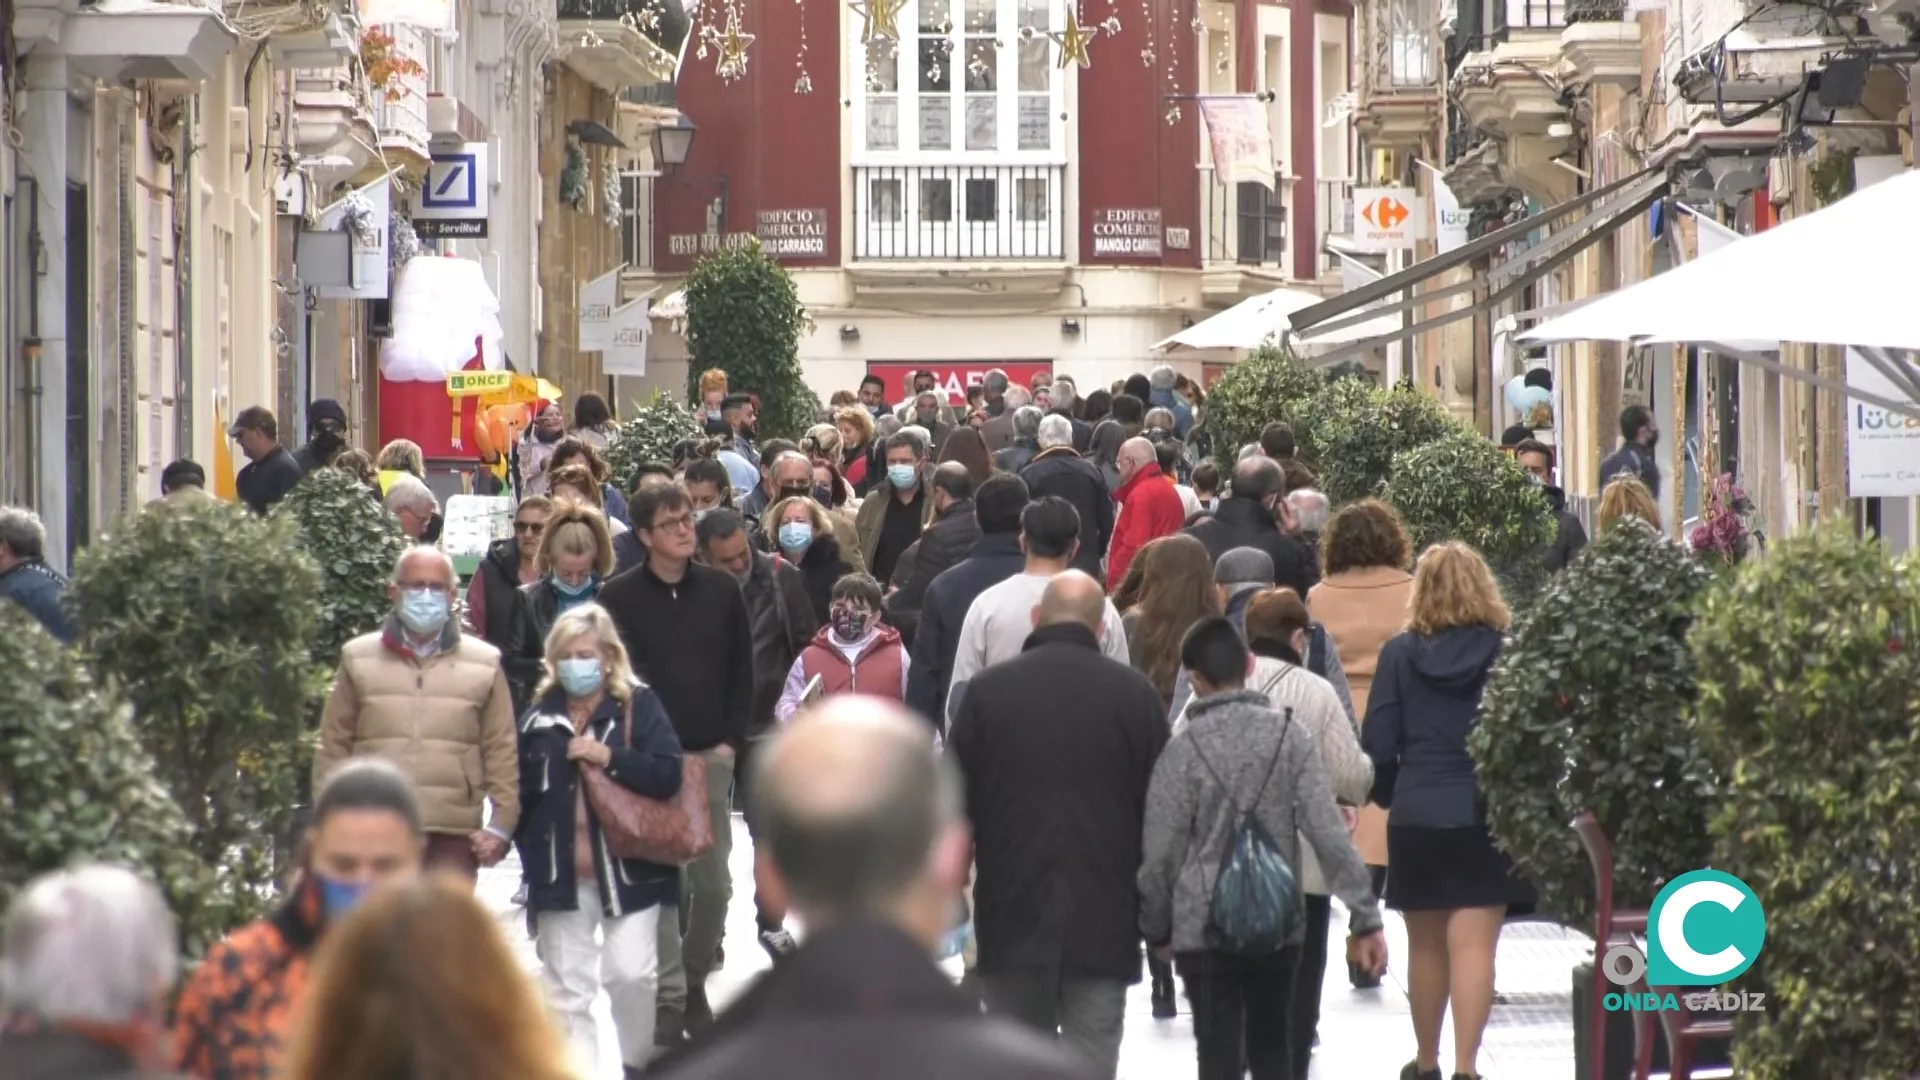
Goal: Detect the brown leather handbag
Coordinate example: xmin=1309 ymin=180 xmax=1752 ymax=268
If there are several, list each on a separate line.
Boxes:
xmin=580 ymin=698 xmax=714 ymax=865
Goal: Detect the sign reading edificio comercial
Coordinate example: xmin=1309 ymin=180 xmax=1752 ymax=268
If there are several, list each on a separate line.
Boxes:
xmin=1091 ymin=208 xmax=1162 ymax=258
xmin=756 ymin=209 xmax=828 ymax=258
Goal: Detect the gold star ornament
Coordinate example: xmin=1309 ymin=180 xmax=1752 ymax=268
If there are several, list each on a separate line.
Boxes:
xmin=851 ymin=0 xmax=908 ymax=43
xmin=716 ymin=7 xmax=754 ymax=79
xmin=1050 ymin=7 xmax=1095 ymax=69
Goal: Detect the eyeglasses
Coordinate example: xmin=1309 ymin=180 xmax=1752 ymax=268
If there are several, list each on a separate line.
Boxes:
xmin=513 ymin=520 xmax=545 ymax=534
xmin=649 ymin=514 xmax=694 ymax=533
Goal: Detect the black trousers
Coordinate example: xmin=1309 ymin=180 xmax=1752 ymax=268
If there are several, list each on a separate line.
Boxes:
xmin=1178 ymin=948 xmax=1300 ymax=1080
xmin=1291 ymin=894 xmax=1332 ymax=1080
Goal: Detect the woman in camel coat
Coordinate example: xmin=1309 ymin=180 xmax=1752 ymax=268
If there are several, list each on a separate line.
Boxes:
xmin=1308 ymin=500 xmax=1415 ymax=894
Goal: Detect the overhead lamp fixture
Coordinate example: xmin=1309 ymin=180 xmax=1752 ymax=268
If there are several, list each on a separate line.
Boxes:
xmin=652 ymin=112 xmax=696 ymax=168
xmin=1061 ymin=318 xmax=1081 ymax=337
xmin=839 ymin=324 xmax=860 ymax=341
xmin=566 ymin=119 xmax=627 ymax=148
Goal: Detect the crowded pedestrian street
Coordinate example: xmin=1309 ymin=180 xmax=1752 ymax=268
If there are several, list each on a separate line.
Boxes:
xmin=478 ymin=819 xmax=1594 ymax=1079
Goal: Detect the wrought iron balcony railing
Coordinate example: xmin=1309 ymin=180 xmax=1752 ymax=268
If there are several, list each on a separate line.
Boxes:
xmin=1489 ymin=0 xmax=1565 ymax=44
xmin=852 ymin=164 xmax=1065 ymax=261
xmin=1565 ymin=0 xmax=1628 ymax=22
xmin=1201 ymin=171 xmax=1286 ymax=268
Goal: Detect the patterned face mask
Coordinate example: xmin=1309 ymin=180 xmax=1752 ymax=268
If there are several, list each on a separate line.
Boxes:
xmin=830 ymin=603 xmax=874 ymax=642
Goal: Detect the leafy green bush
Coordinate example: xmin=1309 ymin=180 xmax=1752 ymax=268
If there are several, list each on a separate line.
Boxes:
xmin=1295 ymin=380 xmax=1462 ymax=506
xmin=683 ymin=241 xmax=821 ymax=441
xmin=275 ymin=467 xmax=407 ymax=666
xmin=66 ymin=502 xmax=325 ymax=893
xmin=1692 ymin=524 xmax=1920 ymax=1079
xmin=1386 ymin=431 xmax=1554 ymax=592
xmin=605 ymin=390 xmax=703 ymax=491
xmin=1471 ymin=519 xmax=1718 ymax=928
xmin=1200 ymin=345 xmax=1324 ymax=471
xmin=0 ymin=604 xmax=231 ymax=959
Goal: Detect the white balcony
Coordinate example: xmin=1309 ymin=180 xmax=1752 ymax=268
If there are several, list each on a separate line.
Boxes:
xmin=852 ymin=164 xmax=1065 ymax=262
xmin=369 ymin=25 xmax=432 ymax=168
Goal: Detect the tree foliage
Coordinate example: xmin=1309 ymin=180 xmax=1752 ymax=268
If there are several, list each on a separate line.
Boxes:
xmin=275 ymin=467 xmax=407 ymax=666
xmin=682 ymin=241 xmax=821 ymax=441
xmin=65 ymin=502 xmax=325 ymax=897
xmin=0 ymin=604 xmax=229 ymax=960
xmin=1385 ymin=431 xmax=1555 ymax=603
xmin=1199 ymin=345 xmax=1324 ymax=471
xmin=1691 ymin=524 xmax=1920 ymax=1079
xmin=1296 ymin=379 xmax=1461 ymax=506
xmin=604 ymin=390 xmax=702 ymax=490
xmin=1471 ymin=519 xmax=1718 ymax=928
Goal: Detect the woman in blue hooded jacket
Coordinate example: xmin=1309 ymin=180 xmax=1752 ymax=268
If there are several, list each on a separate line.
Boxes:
xmin=1361 ymin=542 xmax=1514 ymax=1080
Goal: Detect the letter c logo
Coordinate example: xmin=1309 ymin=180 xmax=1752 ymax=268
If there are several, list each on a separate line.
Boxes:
xmin=1645 ymin=870 xmax=1766 ymax=987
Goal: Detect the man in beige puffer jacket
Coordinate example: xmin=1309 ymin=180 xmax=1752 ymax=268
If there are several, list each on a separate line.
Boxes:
xmin=316 ymin=547 xmax=520 ymax=882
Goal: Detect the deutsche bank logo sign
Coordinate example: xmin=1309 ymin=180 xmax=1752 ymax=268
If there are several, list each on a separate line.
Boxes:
xmin=1603 ymin=870 xmax=1768 ymax=1013
xmin=423 ymin=154 xmax=479 ymax=209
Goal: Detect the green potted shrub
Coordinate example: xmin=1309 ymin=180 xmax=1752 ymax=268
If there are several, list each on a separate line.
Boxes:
xmin=65 ymin=501 xmax=325 ymax=890
xmin=1692 ymin=523 xmax=1920 ymax=1078
xmin=604 ymin=390 xmax=703 ymax=491
xmin=1298 ymin=379 xmax=1462 ymax=506
xmin=1198 ymin=344 xmax=1323 ymax=471
xmin=683 ymin=241 xmax=822 ymax=440
xmin=275 ymin=467 xmax=408 ymax=667
xmin=1471 ymin=518 xmax=1718 ymax=929
xmin=1385 ymin=430 xmax=1555 ymax=581
xmin=0 ymin=604 xmax=230 ymax=957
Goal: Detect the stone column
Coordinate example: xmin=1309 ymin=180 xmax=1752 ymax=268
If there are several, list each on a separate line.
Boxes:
xmin=22 ymin=51 xmax=69 ymax=567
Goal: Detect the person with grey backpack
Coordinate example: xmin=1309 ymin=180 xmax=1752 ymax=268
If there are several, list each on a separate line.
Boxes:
xmin=1139 ymin=616 xmax=1389 ymax=1080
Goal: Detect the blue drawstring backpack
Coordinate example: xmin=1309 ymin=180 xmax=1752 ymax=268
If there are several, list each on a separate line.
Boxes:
xmin=1194 ymin=708 xmax=1301 ymax=955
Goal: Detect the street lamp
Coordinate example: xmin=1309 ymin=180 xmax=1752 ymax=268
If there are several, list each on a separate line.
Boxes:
xmin=652 ymin=113 xmax=696 ymax=169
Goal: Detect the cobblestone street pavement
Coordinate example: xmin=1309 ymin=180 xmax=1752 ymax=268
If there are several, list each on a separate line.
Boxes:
xmin=479 ymin=816 xmax=1588 ymax=1078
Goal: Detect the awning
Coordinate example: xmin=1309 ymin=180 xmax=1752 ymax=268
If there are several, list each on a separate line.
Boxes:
xmin=1278 ymin=167 xmax=1669 ymax=366
xmin=1153 ymin=286 xmax=1401 ymax=353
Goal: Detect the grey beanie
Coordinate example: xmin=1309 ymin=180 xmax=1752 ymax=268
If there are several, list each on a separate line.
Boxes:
xmin=1215 ymin=546 xmax=1275 ymax=588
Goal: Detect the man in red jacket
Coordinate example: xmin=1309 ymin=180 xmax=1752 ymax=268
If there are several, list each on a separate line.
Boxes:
xmin=1106 ymin=437 xmax=1186 ymax=591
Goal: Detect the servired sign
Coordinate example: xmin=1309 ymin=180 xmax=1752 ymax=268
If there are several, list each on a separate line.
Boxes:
xmin=866 ymin=362 xmax=1055 ymax=407
xmin=1353 ymin=187 xmax=1428 ymax=252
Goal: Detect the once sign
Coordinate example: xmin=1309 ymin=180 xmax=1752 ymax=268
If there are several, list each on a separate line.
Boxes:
xmin=756 ymin=208 xmax=829 ymax=258
xmin=1091 ymin=208 xmax=1163 ymax=258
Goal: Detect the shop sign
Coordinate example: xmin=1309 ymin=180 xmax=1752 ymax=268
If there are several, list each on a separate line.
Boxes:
xmin=668 ymin=232 xmax=756 ymax=256
xmin=866 ymin=361 xmax=1054 ymax=405
xmin=1846 ymin=348 xmax=1920 ymax=497
xmin=756 ymin=209 xmax=829 ymax=257
xmin=1091 ymin=208 xmax=1163 ymax=258
xmin=413 ymin=142 xmax=490 ymax=238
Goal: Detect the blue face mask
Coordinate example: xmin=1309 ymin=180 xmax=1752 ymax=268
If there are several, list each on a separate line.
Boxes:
xmin=397 ymin=588 xmax=449 ymax=636
xmin=316 ymin=874 xmax=372 ymax=922
xmin=778 ymin=522 xmax=813 ymax=553
xmin=552 ymin=573 xmax=597 ymax=598
xmin=558 ymin=656 xmax=605 ymax=697
xmin=887 ymin=464 xmax=918 ymax=489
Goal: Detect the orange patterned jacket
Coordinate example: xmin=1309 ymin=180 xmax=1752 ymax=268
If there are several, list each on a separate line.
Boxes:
xmin=170 ymin=886 xmax=322 ymax=1080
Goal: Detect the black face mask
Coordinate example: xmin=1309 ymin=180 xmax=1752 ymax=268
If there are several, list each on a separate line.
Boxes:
xmin=534 ymin=426 xmax=562 ymax=444
xmin=311 ymin=429 xmax=344 ymax=454
xmin=779 ymin=484 xmax=812 ymax=502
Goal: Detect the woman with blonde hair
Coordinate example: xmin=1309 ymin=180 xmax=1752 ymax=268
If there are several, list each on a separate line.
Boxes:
xmin=833 ymin=405 xmax=877 ymax=494
xmin=376 ymin=437 xmax=425 ymax=482
xmin=1360 ymin=542 xmax=1513 ymax=1080
xmin=282 ymin=873 xmax=576 ymax=1080
xmin=515 ymin=603 xmax=684 ymax=1077
xmin=766 ymin=494 xmax=845 ymax=622
xmin=1595 ymin=474 xmax=1660 ymax=534
xmin=504 ymin=499 xmax=616 ymax=714
xmin=546 ymin=463 xmax=630 ymax=538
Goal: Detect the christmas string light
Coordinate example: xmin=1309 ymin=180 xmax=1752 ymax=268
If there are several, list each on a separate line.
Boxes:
xmin=795 ymin=0 xmax=813 ymax=92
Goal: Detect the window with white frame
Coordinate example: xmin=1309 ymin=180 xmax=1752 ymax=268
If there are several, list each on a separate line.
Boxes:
xmin=854 ymin=0 xmax=1065 ymax=159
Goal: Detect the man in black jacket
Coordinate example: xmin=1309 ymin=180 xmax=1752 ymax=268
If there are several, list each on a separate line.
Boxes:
xmin=696 ymin=506 xmax=818 ymax=961
xmin=948 ymin=572 xmax=1168 ymax=1079
xmin=905 ymin=474 xmax=1030 ymax=727
xmin=885 ymin=463 xmax=980 ymax=648
xmin=649 ymin=698 xmax=1092 ymax=1080
xmin=1019 ymin=415 xmax=1112 ymax=580
xmin=1184 ymin=455 xmax=1317 ymax=597
xmin=1515 ymin=439 xmax=1589 ymax=572
xmin=599 ymin=482 xmax=755 ymax=1045
xmin=229 ymin=405 xmax=304 ymax=514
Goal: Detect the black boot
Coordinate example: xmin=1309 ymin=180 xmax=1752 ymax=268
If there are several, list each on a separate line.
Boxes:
xmin=685 ymin=981 xmax=715 ymax=1034
xmin=653 ymin=1005 xmax=685 ymax=1049
xmin=1398 ymin=1064 xmax=1441 ymax=1080
xmin=1147 ymin=954 xmax=1177 ymax=1019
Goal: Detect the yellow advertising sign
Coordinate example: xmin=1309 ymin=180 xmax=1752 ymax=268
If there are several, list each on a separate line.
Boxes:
xmin=446 ymin=371 xmax=515 ymax=396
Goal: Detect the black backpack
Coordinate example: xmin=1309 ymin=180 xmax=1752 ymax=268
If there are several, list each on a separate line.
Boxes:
xmin=1193 ymin=709 xmax=1302 ymax=955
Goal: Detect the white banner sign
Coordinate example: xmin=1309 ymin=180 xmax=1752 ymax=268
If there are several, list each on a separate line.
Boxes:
xmin=1198 ymin=97 xmax=1276 ymax=191
xmin=356 ymin=0 xmax=452 ymax=31
xmin=1419 ymin=160 xmax=1469 ymax=253
xmin=1352 ymin=187 xmax=1428 ymax=252
xmin=1846 ymin=349 xmax=1920 ymax=497
xmin=577 ymin=266 xmax=624 ymax=352
xmin=601 ymin=297 xmax=651 ymax=376
xmin=317 ymin=177 xmax=390 ymax=300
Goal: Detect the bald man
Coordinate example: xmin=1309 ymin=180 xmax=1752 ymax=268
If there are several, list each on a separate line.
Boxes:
xmin=649 ymin=698 xmax=1089 ymax=1080
xmin=1106 ymin=436 xmax=1187 ymax=591
xmin=1184 ymin=451 xmax=1319 ymax=598
xmin=947 ymin=571 xmax=1171 ymax=1079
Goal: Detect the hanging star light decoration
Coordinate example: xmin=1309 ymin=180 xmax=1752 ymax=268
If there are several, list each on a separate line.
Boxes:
xmin=851 ymin=0 xmax=908 ymax=43
xmin=1050 ymin=6 xmax=1095 ymax=68
xmin=715 ymin=6 xmax=754 ymax=81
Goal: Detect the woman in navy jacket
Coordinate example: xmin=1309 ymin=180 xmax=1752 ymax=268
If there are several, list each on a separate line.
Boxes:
xmin=516 ymin=602 xmax=684 ymax=1077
